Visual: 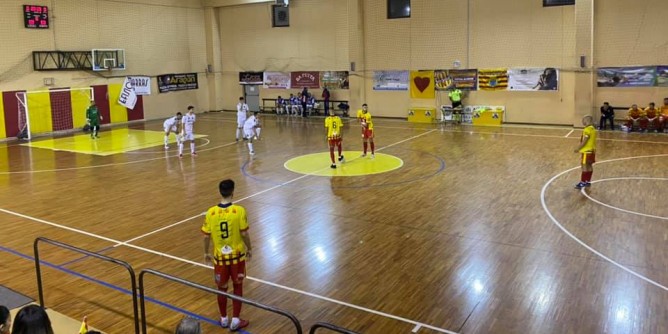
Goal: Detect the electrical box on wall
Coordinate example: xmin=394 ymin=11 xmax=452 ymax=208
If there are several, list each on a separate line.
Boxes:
xmin=272 ymin=5 xmax=289 ymax=27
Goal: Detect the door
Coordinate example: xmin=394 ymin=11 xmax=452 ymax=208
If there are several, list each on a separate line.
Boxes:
xmin=244 ymin=85 xmax=260 ymax=112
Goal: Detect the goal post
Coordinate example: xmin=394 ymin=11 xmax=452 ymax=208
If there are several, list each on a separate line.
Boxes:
xmin=17 ymin=87 xmax=94 ymax=140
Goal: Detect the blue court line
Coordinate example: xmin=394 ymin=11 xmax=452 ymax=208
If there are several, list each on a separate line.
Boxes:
xmin=58 ymin=245 xmax=114 ymax=267
xmin=0 ymin=245 xmax=254 ymax=331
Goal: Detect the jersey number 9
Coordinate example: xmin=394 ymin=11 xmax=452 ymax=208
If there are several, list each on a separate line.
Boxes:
xmin=219 ymin=221 xmax=229 ymax=239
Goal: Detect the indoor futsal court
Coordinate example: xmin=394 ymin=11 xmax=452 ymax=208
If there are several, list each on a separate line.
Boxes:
xmin=1 ymin=0 xmax=668 ymax=333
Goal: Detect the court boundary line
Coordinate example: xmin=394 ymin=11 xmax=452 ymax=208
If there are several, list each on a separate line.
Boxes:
xmin=565 ymin=129 xmax=574 ymax=137
xmin=0 ymin=207 xmax=457 ymax=334
xmin=540 ymin=153 xmax=668 ymax=292
xmin=582 ymin=177 xmax=668 ymax=221
xmin=1 ymin=128 xmax=458 ymax=333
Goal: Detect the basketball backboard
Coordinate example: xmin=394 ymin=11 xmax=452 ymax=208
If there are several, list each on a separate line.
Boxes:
xmin=92 ymin=49 xmax=126 ymax=71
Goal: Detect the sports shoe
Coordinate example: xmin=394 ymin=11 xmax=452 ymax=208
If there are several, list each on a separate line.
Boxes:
xmin=338 ymin=155 xmax=345 ymax=163
xmin=164 ymin=145 xmax=169 ymax=149
xmin=229 ymin=319 xmax=249 ymax=332
xmin=574 ymin=182 xmax=587 ymax=189
xmin=179 ymin=154 xmax=183 ymax=158
xmin=191 ymin=152 xmax=197 ymax=156
xmin=220 ymin=316 xmax=229 ymax=328
xmin=370 ymin=154 xmax=375 ymax=159
xmin=330 ymin=164 xmax=336 ymax=169
xmin=250 ymin=151 xmax=255 ymax=155
xmin=360 ymin=153 xmax=367 ymax=157
xmin=584 ymin=182 xmax=591 ymax=187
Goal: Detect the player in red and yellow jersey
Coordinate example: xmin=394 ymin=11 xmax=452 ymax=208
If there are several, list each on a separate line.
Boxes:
xmin=202 ymin=179 xmax=253 ymax=331
xmin=660 ymin=98 xmax=668 ymax=132
xmin=644 ymin=102 xmax=659 ymax=132
xmin=574 ymin=115 xmax=597 ymax=189
xmin=625 ymin=104 xmax=645 ymax=132
xmin=325 ymin=109 xmax=345 ymax=168
xmin=359 ymin=104 xmax=375 ymax=158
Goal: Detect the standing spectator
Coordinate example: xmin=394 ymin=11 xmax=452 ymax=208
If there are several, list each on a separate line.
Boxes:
xmin=659 ymin=97 xmax=668 ymax=132
xmin=0 ymin=305 xmax=10 ymax=334
xmin=322 ymin=87 xmax=331 ymax=116
xmin=11 ymin=304 xmax=54 ymax=334
xmin=236 ymin=97 xmax=249 ymax=141
xmin=599 ymin=102 xmax=615 ymax=130
xmin=644 ymin=102 xmax=659 ymax=132
xmin=203 ymin=179 xmax=253 ymax=332
xmin=625 ymin=104 xmax=645 ymax=132
xmin=301 ymin=87 xmax=309 ymax=117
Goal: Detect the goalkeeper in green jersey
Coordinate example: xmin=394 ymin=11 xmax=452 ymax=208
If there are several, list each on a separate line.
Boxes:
xmin=86 ymin=100 xmax=103 ymax=138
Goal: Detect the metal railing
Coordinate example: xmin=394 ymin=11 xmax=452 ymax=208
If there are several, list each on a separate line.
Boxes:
xmin=309 ymin=322 xmax=361 ymax=334
xmin=138 ymin=268 xmax=303 ymax=334
xmin=33 ymin=237 xmax=140 ymax=334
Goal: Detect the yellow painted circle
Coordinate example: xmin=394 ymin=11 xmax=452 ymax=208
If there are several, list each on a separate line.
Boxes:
xmin=284 ymin=151 xmax=404 ymax=177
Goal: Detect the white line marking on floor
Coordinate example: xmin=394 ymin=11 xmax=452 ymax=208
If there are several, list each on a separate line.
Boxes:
xmin=565 ymin=129 xmax=574 ymax=137
xmin=0 ymin=207 xmax=457 ymax=334
xmin=540 ymin=153 xmax=668 ymax=292
xmin=581 ymin=177 xmax=668 ymax=220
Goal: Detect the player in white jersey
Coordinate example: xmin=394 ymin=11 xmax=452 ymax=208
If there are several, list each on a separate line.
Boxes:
xmin=236 ymin=97 xmax=249 ymax=141
xmin=179 ymin=106 xmax=197 ymax=158
xmin=163 ymin=112 xmax=183 ymax=149
xmin=243 ymin=112 xmax=259 ymax=155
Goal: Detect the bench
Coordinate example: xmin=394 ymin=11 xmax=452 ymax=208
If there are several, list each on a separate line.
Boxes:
xmin=261 ymin=98 xmax=349 ymax=116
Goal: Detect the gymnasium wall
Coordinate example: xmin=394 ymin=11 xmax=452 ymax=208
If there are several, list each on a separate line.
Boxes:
xmin=216 ymin=0 xmax=668 ymax=125
xmin=217 ymin=0 xmax=351 ymax=108
xmin=0 ymin=0 xmax=208 ymax=129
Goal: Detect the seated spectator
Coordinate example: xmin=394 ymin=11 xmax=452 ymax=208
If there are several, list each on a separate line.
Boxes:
xmin=644 ymin=102 xmax=659 ymax=132
xmin=0 ymin=305 xmax=10 ymax=334
xmin=337 ymin=102 xmax=350 ymax=116
xmin=660 ymin=97 xmax=668 ymax=132
xmin=290 ymin=94 xmax=301 ymax=116
xmin=625 ymin=104 xmax=645 ymax=132
xmin=307 ymin=95 xmax=317 ymax=115
xmin=599 ymin=102 xmax=614 ymax=130
xmin=175 ymin=316 xmax=201 ymax=334
xmin=276 ymin=96 xmax=286 ymax=115
xmin=11 ymin=304 xmax=53 ymax=334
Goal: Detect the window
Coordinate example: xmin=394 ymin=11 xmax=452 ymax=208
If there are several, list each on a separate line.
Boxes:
xmin=388 ymin=0 xmax=410 ymax=19
xmin=543 ymin=0 xmax=575 ymax=7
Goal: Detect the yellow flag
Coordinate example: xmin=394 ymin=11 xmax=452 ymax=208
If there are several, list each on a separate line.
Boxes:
xmin=410 ymin=71 xmax=435 ymax=99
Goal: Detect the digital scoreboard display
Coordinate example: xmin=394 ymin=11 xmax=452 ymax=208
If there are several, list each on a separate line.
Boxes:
xmin=24 ymin=5 xmax=49 ymax=29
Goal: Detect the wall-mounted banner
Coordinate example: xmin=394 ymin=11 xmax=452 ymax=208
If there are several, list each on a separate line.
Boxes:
xmin=320 ymin=71 xmax=349 ymax=90
xmin=435 ymin=69 xmax=478 ymax=91
xmin=508 ymin=68 xmax=558 ymax=91
xmin=263 ymin=72 xmax=291 ymax=89
xmin=597 ymin=67 xmax=656 ymax=87
xmin=410 ymin=70 xmax=435 ymax=99
xmin=127 ymin=76 xmax=151 ymax=95
xmin=239 ymin=72 xmax=264 ymax=85
xmin=118 ymin=77 xmax=137 ymax=109
xmin=657 ymin=66 xmax=668 ymax=87
xmin=158 ymin=73 xmax=198 ymax=93
xmin=291 ymin=71 xmax=320 ymax=88
xmin=478 ymin=68 xmax=508 ymax=91
xmin=372 ymin=71 xmax=409 ymax=90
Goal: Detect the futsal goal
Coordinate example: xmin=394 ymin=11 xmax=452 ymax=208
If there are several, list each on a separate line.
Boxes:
xmin=17 ymin=87 xmax=94 ymax=140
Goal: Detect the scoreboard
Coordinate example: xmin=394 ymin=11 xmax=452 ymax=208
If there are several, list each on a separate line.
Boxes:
xmin=24 ymin=5 xmax=49 ymax=29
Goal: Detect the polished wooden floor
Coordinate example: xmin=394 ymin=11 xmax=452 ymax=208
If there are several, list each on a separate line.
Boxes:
xmin=2 ymin=113 xmax=668 ymax=334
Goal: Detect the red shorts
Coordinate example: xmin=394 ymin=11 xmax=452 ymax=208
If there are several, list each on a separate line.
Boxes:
xmin=214 ymin=261 xmax=246 ymax=286
xmin=362 ymin=128 xmax=374 ymax=139
xmin=581 ymin=152 xmax=595 ymax=165
xmin=328 ymin=138 xmax=341 ymax=146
